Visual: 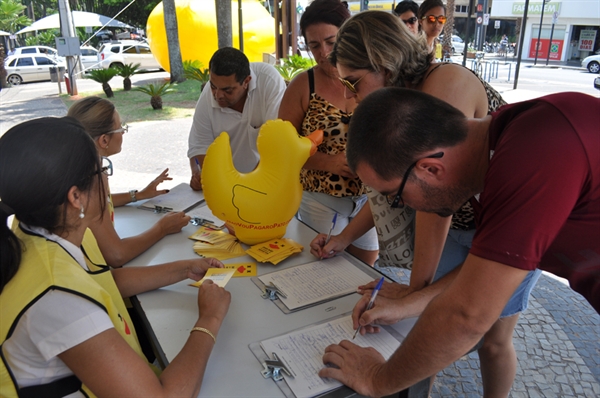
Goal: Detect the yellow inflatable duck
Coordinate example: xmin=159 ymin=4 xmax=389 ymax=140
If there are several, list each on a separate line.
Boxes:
xmin=202 ymin=119 xmax=323 ymax=245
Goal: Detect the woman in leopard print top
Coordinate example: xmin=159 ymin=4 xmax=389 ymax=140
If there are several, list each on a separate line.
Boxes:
xmin=278 ymin=0 xmax=379 ymax=265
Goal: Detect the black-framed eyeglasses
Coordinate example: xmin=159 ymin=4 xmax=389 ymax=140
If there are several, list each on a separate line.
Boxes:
xmin=106 ymin=124 xmax=128 ymax=135
xmin=338 ymin=72 xmax=369 ymax=94
xmin=402 ymin=17 xmax=418 ymax=25
xmin=386 ymin=152 xmax=444 ymax=208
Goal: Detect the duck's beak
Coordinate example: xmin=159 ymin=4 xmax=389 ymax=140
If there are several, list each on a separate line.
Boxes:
xmin=307 ymin=129 xmax=324 ymax=156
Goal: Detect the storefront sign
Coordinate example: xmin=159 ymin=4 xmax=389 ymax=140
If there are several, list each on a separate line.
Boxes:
xmin=578 ymin=30 xmax=597 ymax=51
xmin=529 ymin=38 xmax=564 ymax=59
xmin=512 ymin=2 xmax=561 ymax=15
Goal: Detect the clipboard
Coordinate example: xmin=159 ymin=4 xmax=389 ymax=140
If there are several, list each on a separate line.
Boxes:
xmin=251 ymin=257 xmax=382 ymax=314
xmin=138 ymin=182 xmax=205 ymax=213
xmin=249 ymin=313 xmax=406 ymax=398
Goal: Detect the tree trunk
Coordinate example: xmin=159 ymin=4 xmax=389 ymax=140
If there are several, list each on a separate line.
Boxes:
xmin=0 ymin=43 xmax=7 ymax=89
xmin=123 ymin=77 xmax=132 ymax=91
xmin=163 ymin=0 xmax=185 ymax=83
xmin=151 ymin=96 xmax=163 ymax=110
xmin=442 ymin=0 xmax=456 ymax=57
xmin=215 ymin=0 xmax=232 ymax=48
xmin=102 ymin=82 xmax=114 ymax=98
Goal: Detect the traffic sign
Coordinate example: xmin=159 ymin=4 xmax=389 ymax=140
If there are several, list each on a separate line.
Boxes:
xmin=552 ymin=11 xmax=559 ymax=24
xmin=483 ymin=14 xmax=490 ymax=26
xmin=476 ymin=16 xmax=483 ymax=25
xmin=495 ymin=20 xmax=501 ymax=29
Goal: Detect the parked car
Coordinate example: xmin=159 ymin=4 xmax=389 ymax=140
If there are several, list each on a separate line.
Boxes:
xmin=581 ymin=53 xmax=600 ymax=73
xmin=4 ymin=54 xmax=64 ymax=85
xmin=9 ymin=46 xmax=65 ymax=64
xmin=97 ymin=40 xmax=161 ymax=71
xmin=79 ymin=46 xmax=100 ymax=70
xmin=438 ymin=35 xmax=465 ymax=55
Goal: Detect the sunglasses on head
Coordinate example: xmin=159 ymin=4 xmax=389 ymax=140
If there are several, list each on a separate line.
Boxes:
xmin=402 ymin=17 xmax=418 ymax=25
xmin=422 ymin=15 xmax=447 ymax=24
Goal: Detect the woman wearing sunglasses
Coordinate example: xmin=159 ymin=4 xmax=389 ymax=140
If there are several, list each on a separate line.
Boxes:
xmin=0 ymin=117 xmax=230 ymax=397
xmin=418 ymin=0 xmax=446 ymax=57
xmin=311 ymin=10 xmax=541 ymax=397
xmin=68 ymin=97 xmax=190 ymax=267
xmin=394 ymin=0 xmax=420 ymax=36
xmin=278 ymin=0 xmax=378 ymax=265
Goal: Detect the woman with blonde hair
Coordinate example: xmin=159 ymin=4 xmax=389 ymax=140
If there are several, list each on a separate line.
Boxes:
xmin=68 ymin=97 xmax=190 ymax=267
xmin=311 ymin=10 xmax=541 ymax=396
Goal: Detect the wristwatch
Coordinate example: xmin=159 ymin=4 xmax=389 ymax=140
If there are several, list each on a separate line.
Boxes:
xmin=129 ymin=190 xmax=138 ymax=203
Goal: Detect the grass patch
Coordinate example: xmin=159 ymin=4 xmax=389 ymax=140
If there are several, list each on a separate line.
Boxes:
xmin=60 ymin=77 xmax=202 ymax=122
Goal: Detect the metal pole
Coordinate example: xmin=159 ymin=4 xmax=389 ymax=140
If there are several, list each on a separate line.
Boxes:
xmin=57 ymin=0 xmax=77 ymax=95
xmin=462 ymin=0 xmax=476 ymax=67
xmin=545 ymin=21 xmax=555 ymax=65
xmin=513 ymin=0 xmax=530 ymax=89
xmin=533 ymin=0 xmax=547 ymax=65
xmin=238 ymin=0 xmax=244 ymax=52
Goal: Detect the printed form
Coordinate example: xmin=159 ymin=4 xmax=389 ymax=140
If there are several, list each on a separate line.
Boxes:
xmin=258 ymin=256 xmax=375 ymax=310
xmin=260 ymin=316 xmax=400 ymax=398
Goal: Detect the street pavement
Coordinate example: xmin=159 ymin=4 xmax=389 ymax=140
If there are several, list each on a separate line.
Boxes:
xmin=0 ymin=64 xmax=599 ymax=398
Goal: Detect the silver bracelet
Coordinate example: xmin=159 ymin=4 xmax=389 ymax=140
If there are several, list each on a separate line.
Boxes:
xmin=129 ymin=190 xmax=138 ymax=203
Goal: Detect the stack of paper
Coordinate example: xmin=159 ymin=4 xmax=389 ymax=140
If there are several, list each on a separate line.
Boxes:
xmin=246 ymin=238 xmax=303 ymax=265
xmin=189 ymin=226 xmax=245 ymax=261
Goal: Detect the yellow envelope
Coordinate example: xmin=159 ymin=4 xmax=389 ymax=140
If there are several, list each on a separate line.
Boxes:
xmin=190 ymin=268 xmax=235 ymax=288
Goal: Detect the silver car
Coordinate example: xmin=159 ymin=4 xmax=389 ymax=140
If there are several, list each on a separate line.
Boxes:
xmin=4 ymin=54 xmax=64 ymax=85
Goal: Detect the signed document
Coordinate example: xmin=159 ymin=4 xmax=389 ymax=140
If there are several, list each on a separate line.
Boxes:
xmin=260 ymin=315 xmax=401 ymax=398
xmin=258 ymin=256 xmax=374 ymax=310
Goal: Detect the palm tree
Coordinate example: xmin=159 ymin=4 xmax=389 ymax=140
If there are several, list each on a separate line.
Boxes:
xmin=0 ymin=0 xmax=31 ymax=34
xmin=183 ymin=61 xmax=209 ymax=90
xmin=135 ymin=81 xmax=176 ymax=110
xmin=86 ymin=68 xmax=119 ymax=98
xmin=441 ymin=0 xmax=455 ymax=58
xmin=117 ymin=63 xmax=141 ymax=91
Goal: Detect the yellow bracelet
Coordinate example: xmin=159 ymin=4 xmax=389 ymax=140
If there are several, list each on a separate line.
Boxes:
xmin=190 ymin=327 xmax=216 ymax=344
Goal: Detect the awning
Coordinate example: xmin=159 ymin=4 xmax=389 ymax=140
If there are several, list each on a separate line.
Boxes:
xmin=16 ymin=11 xmax=133 ymax=35
xmin=0 ymin=30 xmax=11 ymax=36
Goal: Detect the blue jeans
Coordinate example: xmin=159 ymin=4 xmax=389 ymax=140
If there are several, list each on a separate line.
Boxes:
xmin=434 ymin=228 xmax=541 ymax=318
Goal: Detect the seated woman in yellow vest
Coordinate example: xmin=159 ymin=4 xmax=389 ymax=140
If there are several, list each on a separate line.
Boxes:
xmin=67 ymin=97 xmax=190 ymax=267
xmin=0 ymin=117 xmax=230 ymax=397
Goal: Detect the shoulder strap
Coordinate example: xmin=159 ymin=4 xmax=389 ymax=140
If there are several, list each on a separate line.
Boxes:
xmin=307 ymin=68 xmax=315 ymax=95
xmin=423 ymin=62 xmax=448 ymax=81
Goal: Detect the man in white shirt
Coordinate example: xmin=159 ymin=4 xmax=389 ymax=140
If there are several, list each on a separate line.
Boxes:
xmin=188 ymin=47 xmax=286 ymax=190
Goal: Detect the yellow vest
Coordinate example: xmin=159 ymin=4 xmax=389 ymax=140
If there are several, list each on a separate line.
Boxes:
xmin=0 ymin=227 xmax=149 ymax=397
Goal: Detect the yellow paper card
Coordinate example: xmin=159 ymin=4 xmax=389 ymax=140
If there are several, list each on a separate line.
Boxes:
xmin=224 ymin=262 xmax=257 ymax=277
xmin=190 ymin=268 xmax=235 ymax=288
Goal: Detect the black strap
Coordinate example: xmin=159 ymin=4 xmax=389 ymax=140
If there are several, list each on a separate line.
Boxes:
xmin=19 ymin=375 xmax=82 ymax=398
xmin=307 ymin=67 xmax=315 ymax=95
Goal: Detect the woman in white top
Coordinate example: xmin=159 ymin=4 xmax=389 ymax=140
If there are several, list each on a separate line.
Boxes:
xmin=0 ymin=117 xmax=230 ymax=397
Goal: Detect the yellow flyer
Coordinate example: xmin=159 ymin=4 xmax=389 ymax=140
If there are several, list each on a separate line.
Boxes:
xmin=190 ymin=268 xmax=235 ymax=288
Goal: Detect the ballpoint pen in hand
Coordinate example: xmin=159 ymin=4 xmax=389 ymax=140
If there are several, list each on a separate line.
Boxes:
xmin=194 ymin=158 xmax=202 ymax=175
xmin=353 ymin=277 xmax=385 ymax=340
xmin=320 ymin=212 xmax=338 ymax=260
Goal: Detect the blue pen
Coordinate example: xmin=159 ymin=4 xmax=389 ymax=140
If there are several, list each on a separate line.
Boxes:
xmin=320 ymin=212 xmax=338 ymax=260
xmin=353 ymin=277 xmax=385 ymax=340
xmin=194 ymin=158 xmax=202 ymax=174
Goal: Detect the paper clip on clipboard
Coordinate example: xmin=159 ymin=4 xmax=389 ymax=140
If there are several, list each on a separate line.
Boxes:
xmin=261 ymin=352 xmax=294 ymax=382
xmin=261 ymin=282 xmax=287 ymax=301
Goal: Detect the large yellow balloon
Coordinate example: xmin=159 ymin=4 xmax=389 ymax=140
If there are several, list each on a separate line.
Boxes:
xmin=146 ymin=0 xmax=276 ymax=72
xmin=202 ymin=120 xmax=323 ymax=245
